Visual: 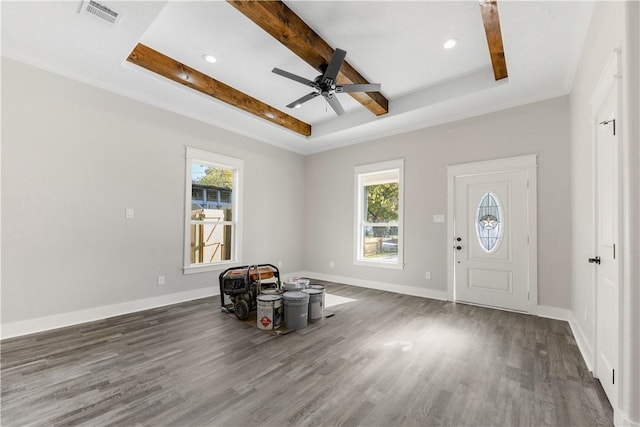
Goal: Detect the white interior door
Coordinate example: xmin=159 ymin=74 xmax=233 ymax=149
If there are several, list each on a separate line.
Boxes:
xmin=594 ymin=88 xmax=619 ymax=406
xmin=452 ymin=167 xmax=531 ymax=312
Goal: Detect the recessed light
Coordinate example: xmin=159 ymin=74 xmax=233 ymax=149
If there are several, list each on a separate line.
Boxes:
xmin=202 ymin=53 xmax=217 ymax=64
xmin=443 ymin=39 xmax=458 ymax=49
xmin=264 ymin=111 xmax=276 ymax=119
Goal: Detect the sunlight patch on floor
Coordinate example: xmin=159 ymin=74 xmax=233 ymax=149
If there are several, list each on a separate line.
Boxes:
xmin=324 ymin=293 xmax=357 ymax=308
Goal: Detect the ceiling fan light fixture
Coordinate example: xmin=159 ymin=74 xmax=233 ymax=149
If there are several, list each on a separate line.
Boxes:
xmin=202 ymin=53 xmax=217 ymax=64
xmin=443 ymin=38 xmax=458 ymax=49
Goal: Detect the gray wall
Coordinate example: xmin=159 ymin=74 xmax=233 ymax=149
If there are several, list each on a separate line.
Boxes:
xmin=303 ymin=96 xmax=572 ymax=308
xmin=1 ymin=58 xmax=305 ymax=324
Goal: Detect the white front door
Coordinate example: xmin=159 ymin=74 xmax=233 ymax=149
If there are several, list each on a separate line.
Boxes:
xmin=448 ymin=156 xmax=536 ymax=312
xmin=594 ymin=86 xmax=619 ymax=406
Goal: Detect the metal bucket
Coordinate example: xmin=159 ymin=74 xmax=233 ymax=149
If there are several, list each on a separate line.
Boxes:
xmin=257 ymin=294 xmax=283 ymax=330
xmin=283 ymin=281 xmax=304 ymax=292
xmin=282 ymin=291 xmax=309 ymax=330
xmin=298 ymin=278 xmax=310 ymax=289
xmin=309 ymin=284 xmax=325 ymax=309
xmin=303 ymin=288 xmax=324 ymax=322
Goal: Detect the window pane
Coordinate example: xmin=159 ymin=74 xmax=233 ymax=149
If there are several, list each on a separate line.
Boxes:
xmin=354 ymin=160 xmax=403 ymax=268
xmin=362 ymin=226 xmax=398 ymax=260
xmin=475 ymin=192 xmax=503 ymax=253
xmin=190 ymin=223 xmax=232 ymax=264
xmin=190 ymin=161 xmax=234 ymax=265
xmin=365 ymin=182 xmax=399 ymax=223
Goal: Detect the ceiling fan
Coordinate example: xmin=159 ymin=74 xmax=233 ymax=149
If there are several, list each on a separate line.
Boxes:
xmin=272 ymin=48 xmax=381 ymax=116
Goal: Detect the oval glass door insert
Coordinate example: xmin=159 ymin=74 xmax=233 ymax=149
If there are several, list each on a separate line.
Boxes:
xmin=476 ymin=192 xmax=503 ymax=253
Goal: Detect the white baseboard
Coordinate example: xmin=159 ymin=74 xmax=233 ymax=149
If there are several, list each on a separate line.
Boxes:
xmin=536 ymin=305 xmax=594 ymax=372
xmin=535 ymin=304 xmax=572 ymax=321
xmin=567 ymin=314 xmax=594 ymax=373
xmin=617 ymin=411 xmax=640 ymax=427
xmin=1 ymin=268 xmax=308 ymax=340
xmin=1 ymin=287 xmax=218 ymax=340
xmin=297 ymin=271 xmax=448 ymax=301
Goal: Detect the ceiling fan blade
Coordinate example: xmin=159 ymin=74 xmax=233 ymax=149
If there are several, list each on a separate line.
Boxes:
xmin=321 ymin=48 xmax=346 ymax=85
xmin=272 ymin=68 xmax=317 ymax=88
xmin=286 ymin=91 xmax=320 ymax=109
xmin=335 ymin=83 xmax=381 ymax=93
xmin=325 ymin=94 xmax=345 ymax=116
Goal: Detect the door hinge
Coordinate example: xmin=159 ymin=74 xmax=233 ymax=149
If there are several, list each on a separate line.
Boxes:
xmin=526 ymin=180 xmax=529 ymax=189
xmin=527 ymin=291 xmax=530 ymax=301
xmin=613 ymin=243 xmax=616 ymax=260
xmin=599 ymin=119 xmax=616 ymax=136
xmin=613 ymin=368 xmax=615 ymax=385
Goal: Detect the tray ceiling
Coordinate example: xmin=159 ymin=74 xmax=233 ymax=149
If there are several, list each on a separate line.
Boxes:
xmin=1 ymin=1 xmax=595 ymax=154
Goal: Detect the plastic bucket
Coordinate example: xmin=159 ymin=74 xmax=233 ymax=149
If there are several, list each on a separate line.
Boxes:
xmin=283 ymin=291 xmax=309 ymax=330
xmin=303 ymin=288 xmax=324 ymax=322
xmin=257 ymin=294 xmax=283 ymax=330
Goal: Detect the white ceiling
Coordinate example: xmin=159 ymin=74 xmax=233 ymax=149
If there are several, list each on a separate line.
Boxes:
xmin=1 ymin=1 xmax=595 ymax=155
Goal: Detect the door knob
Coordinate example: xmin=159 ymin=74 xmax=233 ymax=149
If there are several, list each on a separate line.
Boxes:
xmin=455 ymin=245 xmax=463 ymax=251
xmin=588 ymin=256 xmax=601 ymax=265
xmin=456 ymin=237 xmax=462 ymax=242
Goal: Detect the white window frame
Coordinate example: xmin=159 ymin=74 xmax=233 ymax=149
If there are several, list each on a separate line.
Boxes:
xmin=354 ymin=159 xmax=404 ymax=269
xmin=183 ymin=147 xmax=243 ymax=274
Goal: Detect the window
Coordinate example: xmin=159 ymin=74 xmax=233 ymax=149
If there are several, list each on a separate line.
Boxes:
xmin=354 ymin=159 xmax=404 ymax=269
xmin=184 ymin=147 xmax=243 ymax=273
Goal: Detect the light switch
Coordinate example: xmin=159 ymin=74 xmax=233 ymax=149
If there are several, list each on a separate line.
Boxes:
xmin=433 ymin=214 xmax=445 ymax=223
xmin=125 ymin=208 xmax=134 ymax=219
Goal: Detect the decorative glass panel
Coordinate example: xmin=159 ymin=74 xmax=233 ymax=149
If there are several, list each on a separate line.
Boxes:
xmin=476 ymin=192 xmax=503 ymax=253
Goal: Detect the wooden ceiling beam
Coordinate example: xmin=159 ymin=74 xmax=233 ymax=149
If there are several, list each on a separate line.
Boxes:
xmin=479 ymin=0 xmax=508 ymax=81
xmin=227 ymin=0 xmax=389 ymax=116
xmin=127 ymin=43 xmax=311 ymax=137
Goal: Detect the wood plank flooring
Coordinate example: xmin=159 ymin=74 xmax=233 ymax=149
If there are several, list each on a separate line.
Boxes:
xmin=1 ymin=281 xmax=613 ymax=426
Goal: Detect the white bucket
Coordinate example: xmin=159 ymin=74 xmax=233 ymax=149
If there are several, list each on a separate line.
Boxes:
xmin=257 ymin=294 xmax=283 ymax=330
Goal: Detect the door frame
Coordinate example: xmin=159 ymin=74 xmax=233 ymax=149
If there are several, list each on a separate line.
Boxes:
xmin=447 ymin=154 xmax=538 ymax=313
xmin=589 ymin=49 xmax=622 ymax=407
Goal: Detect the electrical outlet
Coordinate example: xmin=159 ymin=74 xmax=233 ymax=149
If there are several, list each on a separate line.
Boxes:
xmin=125 ymin=208 xmax=134 ymax=219
xmin=329 ymin=261 xmax=335 ymax=269
xmin=157 ymin=276 xmax=165 ymax=286
xmin=425 ymin=272 xmax=431 ymax=280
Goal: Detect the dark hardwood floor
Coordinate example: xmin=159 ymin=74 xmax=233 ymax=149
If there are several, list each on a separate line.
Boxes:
xmin=1 ymin=281 xmax=613 ymax=426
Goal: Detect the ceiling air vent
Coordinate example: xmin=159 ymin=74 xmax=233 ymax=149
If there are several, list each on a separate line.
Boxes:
xmin=80 ymin=0 xmax=121 ymax=25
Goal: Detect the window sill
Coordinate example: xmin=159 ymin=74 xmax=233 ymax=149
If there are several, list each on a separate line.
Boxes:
xmin=354 ymin=259 xmax=404 ymax=270
xmin=183 ymin=261 xmax=237 ymax=275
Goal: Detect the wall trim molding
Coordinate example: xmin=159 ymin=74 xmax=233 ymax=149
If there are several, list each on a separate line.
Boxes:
xmin=536 ymin=305 xmax=594 ymax=372
xmin=297 ymin=271 xmax=449 ymax=301
xmin=1 ymin=287 xmax=218 ymax=340
xmin=617 ymin=411 xmax=640 ymax=427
